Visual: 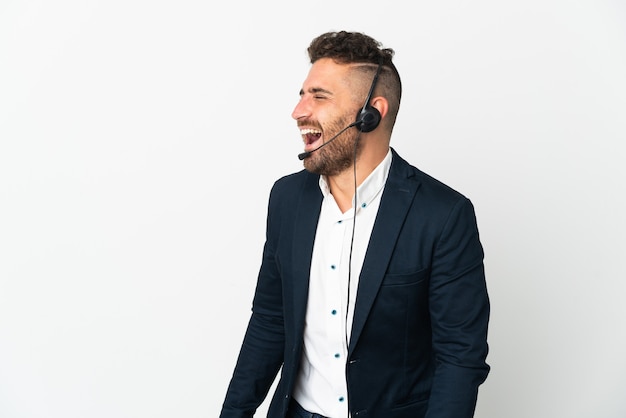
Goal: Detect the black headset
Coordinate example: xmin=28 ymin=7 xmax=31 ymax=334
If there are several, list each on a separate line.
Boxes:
xmin=355 ymin=59 xmax=383 ymax=133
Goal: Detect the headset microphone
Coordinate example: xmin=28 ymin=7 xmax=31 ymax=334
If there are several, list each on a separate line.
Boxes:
xmin=297 ymin=122 xmax=358 ymax=160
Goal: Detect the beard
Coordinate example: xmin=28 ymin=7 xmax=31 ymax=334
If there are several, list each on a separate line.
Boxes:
xmin=303 ymin=114 xmax=362 ymax=176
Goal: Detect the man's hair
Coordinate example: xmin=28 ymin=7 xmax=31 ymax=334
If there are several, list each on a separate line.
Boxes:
xmin=307 ymin=31 xmax=402 ymax=122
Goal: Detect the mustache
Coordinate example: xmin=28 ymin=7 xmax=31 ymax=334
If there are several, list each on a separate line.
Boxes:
xmin=297 ymin=120 xmax=322 ymax=129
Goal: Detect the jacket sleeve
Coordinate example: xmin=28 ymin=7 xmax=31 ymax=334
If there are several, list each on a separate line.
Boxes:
xmin=425 ymin=197 xmax=490 ymax=418
xmin=220 ymin=183 xmax=286 ymax=418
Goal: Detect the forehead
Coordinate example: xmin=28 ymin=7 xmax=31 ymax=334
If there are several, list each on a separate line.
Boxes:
xmin=301 ymin=58 xmax=354 ymax=93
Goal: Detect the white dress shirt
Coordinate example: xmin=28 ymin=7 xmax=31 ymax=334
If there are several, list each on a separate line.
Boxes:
xmin=293 ymin=150 xmax=392 ymax=418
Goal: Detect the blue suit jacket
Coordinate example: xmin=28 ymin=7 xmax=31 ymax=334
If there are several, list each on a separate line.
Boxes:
xmin=221 ymin=149 xmax=490 ymax=418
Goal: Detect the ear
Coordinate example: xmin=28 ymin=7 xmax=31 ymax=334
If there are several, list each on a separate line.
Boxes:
xmin=371 ymin=96 xmax=389 ymax=121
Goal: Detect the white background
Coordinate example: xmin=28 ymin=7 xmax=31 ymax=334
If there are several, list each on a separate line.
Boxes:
xmin=1 ymin=1 xmax=625 ymax=417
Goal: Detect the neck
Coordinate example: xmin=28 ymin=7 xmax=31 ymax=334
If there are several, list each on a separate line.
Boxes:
xmin=326 ymin=145 xmax=389 ymax=213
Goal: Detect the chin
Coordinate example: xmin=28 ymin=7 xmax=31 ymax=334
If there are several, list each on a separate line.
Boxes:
xmin=303 ymin=158 xmax=322 ymax=175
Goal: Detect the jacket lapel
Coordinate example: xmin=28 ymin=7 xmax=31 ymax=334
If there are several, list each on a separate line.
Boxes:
xmin=348 ymin=150 xmax=420 ymax=354
xmin=291 ymin=172 xmax=323 ymax=334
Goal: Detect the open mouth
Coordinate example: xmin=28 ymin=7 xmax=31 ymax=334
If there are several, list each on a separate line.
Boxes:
xmin=300 ymin=128 xmax=322 ymax=151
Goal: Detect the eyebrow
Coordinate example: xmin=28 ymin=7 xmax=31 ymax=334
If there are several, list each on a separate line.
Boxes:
xmin=299 ymin=87 xmax=333 ymax=96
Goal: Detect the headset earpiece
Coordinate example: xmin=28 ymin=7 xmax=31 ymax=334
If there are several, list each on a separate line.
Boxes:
xmin=355 ymin=60 xmax=383 ymax=133
xmin=356 ymin=105 xmax=381 ymax=133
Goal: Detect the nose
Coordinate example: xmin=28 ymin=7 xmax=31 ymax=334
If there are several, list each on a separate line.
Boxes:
xmin=291 ymin=96 xmax=310 ymax=121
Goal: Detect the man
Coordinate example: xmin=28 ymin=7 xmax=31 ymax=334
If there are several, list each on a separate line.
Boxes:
xmin=220 ymin=31 xmax=490 ymax=418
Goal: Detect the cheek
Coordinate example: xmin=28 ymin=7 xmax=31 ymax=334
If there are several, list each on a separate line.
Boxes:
xmin=325 ymin=112 xmax=356 ymax=132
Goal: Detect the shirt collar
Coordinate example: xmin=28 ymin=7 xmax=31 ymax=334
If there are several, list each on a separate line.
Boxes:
xmin=318 ymin=148 xmax=393 ymax=209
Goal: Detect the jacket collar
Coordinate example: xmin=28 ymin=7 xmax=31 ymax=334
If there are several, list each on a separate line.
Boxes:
xmin=349 ymin=149 xmax=421 ymax=353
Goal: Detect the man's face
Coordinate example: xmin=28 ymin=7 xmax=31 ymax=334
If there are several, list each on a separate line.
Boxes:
xmin=292 ymin=58 xmax=363 ymax=176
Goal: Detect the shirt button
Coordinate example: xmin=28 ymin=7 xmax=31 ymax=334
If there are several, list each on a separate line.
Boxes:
xmin=334 ymin=353 xmax=340 ymax=358
xmin=361 ymin=202 xmax=367 ymax=208
xmin=331 ymin=264 xmax=336 ymax=270
xmin=339 ymin=397 xmax=345 ymax=402
xmin=331 ymin=309 xmax=337 ymax=315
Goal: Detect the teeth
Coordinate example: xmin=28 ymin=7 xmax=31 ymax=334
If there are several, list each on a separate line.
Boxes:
xmin=300 ymin=128 xmax=322 ymax=135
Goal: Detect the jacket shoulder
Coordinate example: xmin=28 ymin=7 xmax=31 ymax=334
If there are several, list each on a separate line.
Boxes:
xmin=390 ymin=148 xmax=468 ymax=204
